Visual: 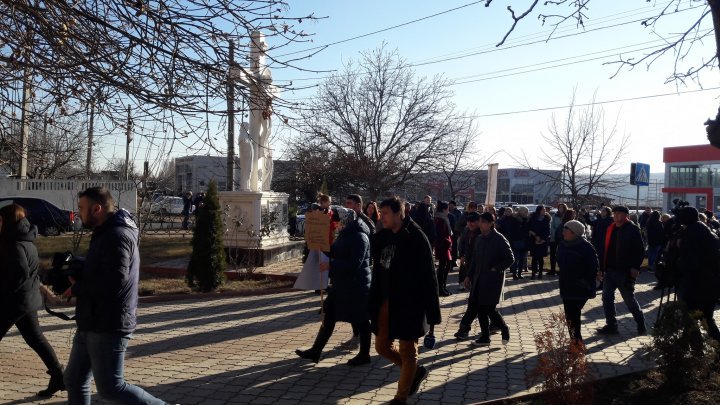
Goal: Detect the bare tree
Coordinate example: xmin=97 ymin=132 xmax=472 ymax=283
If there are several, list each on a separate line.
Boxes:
xmin=0 ymin=1 xmax=321 ymax=169
xmin=296 ymin=45 xmax=464 ymax=200
xmin=515 ymin=91 xmax=630 ymax=209
xmin=282 ymin=138 xmax=351 ymax=202
xmin=483 ymin=1 xmax=720 ymax=146
xmin=427 ymin=119 xmax=496 ymax=200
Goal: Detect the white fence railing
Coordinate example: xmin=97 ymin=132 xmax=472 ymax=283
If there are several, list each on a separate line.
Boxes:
xmin=0 ymin=179 xmax=137 ymax=212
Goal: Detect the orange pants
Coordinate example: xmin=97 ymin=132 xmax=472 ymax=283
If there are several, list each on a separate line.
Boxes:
xmin=375 ymin=300 xmax=418 ymax=402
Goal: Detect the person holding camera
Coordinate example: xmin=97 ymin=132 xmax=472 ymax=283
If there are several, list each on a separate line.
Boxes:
xmin=62 ymin=187 xmax=164 ymax=404
xmin=0 ymin=204 xmax=65 ymax=397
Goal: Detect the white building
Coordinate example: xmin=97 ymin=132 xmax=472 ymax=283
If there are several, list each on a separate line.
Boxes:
xmin=175 ymin=155 xmax=241 ymax=194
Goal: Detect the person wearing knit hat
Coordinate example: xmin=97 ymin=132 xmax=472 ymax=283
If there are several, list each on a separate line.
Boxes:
xmin=563 ymin=220 xmax=586 ymax=238
xmin=557 ymin=219 xmax=599 ymax=345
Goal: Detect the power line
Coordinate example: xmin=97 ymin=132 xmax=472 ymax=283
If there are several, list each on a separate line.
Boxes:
xmin=275 ymin=1 xmax=487 ymax=58
xmin=463 ymin=86 xmax=720 ymax=119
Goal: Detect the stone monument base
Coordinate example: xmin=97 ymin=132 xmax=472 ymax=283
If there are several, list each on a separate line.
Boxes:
xmin=219 ymin=191 xmax=294 ymax=266
xmin=224 ymin=240 xmax=304 ymax=267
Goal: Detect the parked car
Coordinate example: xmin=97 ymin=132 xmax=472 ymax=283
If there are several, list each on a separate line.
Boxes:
xmin=0 ymin=197 xmax=75 ymax=236
xmin=149 ymin=196 xmax=185 ymax=215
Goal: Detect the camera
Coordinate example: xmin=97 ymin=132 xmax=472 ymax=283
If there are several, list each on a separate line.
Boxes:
xmin=44 ymin=251 xmax=85 ymax=296
xmin=671 ymin=199 xmax=690 ymax=216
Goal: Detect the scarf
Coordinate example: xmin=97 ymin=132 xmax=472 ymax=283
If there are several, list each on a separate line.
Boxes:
xmin=603 ymin=217 xmax=630 ymax=271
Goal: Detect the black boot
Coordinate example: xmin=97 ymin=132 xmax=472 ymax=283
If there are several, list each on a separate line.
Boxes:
xmin=348 ymin=326 xmax=372 ymax=366
xmin=295 ymin=323 xmax=333 ymax=363
xmin=38 ymin=366 xmax=65 ymax=397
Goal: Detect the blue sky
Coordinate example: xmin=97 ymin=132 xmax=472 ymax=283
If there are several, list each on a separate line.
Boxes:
xmin=108 ymin=1 xmax=719 ymax=177
xmin=265 ymin=1 xmax=720 ymax=174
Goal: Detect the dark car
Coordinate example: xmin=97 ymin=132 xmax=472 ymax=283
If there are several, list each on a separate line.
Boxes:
xmin=0 ymin=197 xmax=75 ymax=236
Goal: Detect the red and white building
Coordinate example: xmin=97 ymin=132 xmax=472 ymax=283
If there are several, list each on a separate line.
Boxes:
xmin=663 ymin=144 xmax=720 ymax=213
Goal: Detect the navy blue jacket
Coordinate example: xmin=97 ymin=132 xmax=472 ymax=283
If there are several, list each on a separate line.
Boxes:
xmin=557 ymin=237 xmax=599 ymax=300
xmin=0 ymin=218 xmax=42 ymax=315
xmin=328 ymin=219 xmax=371 ymax=323
xmin=71 ymin=209 xmax=139 ymax=334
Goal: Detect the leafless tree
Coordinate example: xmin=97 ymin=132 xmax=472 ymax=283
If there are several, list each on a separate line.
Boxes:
xmin=281 ymin=138 xmax=351 ymax=202
xmin=0 ymin=112 xmax=86 ymax=178
xmin=483 ymin=0 xmax=720 ymax=146
xmin=514 ymin=91 xmax=630 ymax=209
xmin=0 ymin=1 xmax=321 ymax=169
xmin=427 ymin=119 xmax=497 ymax=200
xmin=296 ymin=45 xmax=464 ymax=200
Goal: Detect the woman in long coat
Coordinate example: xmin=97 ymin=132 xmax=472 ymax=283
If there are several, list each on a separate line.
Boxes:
xmin=528 ymin=205 xmax=551 ymax=279
xmin=557 ymin=220 xmax=598 ymax=345
xmin=434 ymin=201 xmax=453 ymax=297
xmin=464 ymin=212 xmax=514 ymax=346
xmin=0 ymin=204 xmax=65 ymax=397
xmin=296 ymin=208 xmax=373 ymax=365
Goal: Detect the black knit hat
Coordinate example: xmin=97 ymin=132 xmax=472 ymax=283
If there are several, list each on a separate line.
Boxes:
xmin=467 ymin=212 xmax=481 ymax=222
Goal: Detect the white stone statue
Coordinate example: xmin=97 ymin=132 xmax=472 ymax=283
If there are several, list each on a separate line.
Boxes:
xmin=229 ymin=30 xmax=278 ymax=192
xmin=238 ymin=122 xmax=254 ymax=191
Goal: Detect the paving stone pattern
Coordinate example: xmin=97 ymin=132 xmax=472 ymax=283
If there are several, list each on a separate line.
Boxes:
xmin=1 ymin=264 xmax=708 ymax=404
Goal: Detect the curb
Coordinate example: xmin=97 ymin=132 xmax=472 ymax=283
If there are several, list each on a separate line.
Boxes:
xmin=141 ymin=265 xmax=299 ymax=282
xmin=138 ymin=287 xmax=299 ymax=304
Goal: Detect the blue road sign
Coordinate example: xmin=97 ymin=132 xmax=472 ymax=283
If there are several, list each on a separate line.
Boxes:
xmin=633 ymin=163 xmax=650 ymax=186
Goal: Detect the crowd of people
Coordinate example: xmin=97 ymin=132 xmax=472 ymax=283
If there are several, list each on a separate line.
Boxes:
xmin=294 ymin=194 xmax=720 ymax=404
xmin=3 ymin=187 xmax=720 ymax=405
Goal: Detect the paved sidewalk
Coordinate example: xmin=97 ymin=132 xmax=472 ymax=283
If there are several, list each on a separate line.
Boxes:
xmin=1 ymin=269 xmax=699 ymax=404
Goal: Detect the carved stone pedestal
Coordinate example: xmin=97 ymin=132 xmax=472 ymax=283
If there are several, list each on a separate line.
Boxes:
xmin=219 ymin=191 xmax=301 ymax=266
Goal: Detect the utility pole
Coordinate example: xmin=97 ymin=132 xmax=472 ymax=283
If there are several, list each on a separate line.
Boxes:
xmin=86 ymin=101 xmax=94 ymax=178
xmin=125 ymin=105 xmax=132 ymax=181
xmin=18 ymin=64 xmax=31 ymax=180
xmin=226 ymin=40 xmax=235 ymax=191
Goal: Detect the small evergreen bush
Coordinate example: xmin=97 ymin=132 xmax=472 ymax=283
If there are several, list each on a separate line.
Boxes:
xmin=186 ymin=180 xmax=226 ymax=292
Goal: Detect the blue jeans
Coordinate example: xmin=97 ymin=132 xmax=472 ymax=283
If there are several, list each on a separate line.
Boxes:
xmin=64 ymin=331 xmax=164 ymax=405
xmin=601 ymin=271 xmax=645 ymax=328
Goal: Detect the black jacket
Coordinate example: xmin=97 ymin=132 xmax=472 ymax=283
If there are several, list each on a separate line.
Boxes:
xmin=557 ymin=237 xmax=598 ymax=300
xmin=603 ymin=220 xmax=644 ymax=275
xmin=327 ymin=219 xmax=371 ymax=323
xmin=677 ymin=221 xmax=720 ymax=306
xmin=71 ymin=210 xmax=140 ymax=334
xmin=646 ymin=219 xmax=664 ymax=247
xmin=369 ymin=216 xmax=441 ymax=340
xmin=586 ymin=215 xmax=612 ymax=266
xmin=467 ymin=228 xmax=514 ymax=306
xmin=528 ymin=214 xmax=551 ymax=257
xmin=0 ymin=218 xmax=42 ymax=315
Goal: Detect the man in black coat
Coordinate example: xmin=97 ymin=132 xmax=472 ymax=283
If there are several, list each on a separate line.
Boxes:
xmin=370 ymin=197 xmax=441 ymax=405
xmin=597 ymin=205 xmax=647 ymax=336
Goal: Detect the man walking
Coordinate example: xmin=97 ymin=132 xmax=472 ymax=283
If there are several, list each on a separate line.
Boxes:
xmin=371 ymin=197 xmax=441 ymax=405
xmin=597 ymin=205 xmax=647 ymax=336
xmin=63 ymin=187 xmax=165 ymax=404
xmin=345 ymin=194 xmax=375 ymax=234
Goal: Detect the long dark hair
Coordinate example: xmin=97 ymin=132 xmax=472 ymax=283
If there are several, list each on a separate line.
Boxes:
xmin=364 ymin=201 xmax=379 ymax=222
xmin=0 ymin=203 xmax=27 ymax=246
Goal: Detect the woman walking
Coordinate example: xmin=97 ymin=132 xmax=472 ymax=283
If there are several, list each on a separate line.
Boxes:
xmin=434 ymin=201 xmax=453 ymax=297
xmin=296 ymin=208 xmax=373 ymax=365
xmin=557 ymin=220 xmax=598 ymax=345
xmin=0 ymin=204 xmax=65 ymax=397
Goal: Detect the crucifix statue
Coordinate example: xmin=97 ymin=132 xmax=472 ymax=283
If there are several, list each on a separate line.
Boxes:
xmin=229 ymin=30 xmax=279 ymax=192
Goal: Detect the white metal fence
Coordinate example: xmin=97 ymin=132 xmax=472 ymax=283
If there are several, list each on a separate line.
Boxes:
xmin=0 ymin=179 xmax=137 ymax=212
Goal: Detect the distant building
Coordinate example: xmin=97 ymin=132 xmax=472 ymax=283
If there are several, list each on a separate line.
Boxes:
xmin=175 ymin=155 xmax=240 ymax=194
xmin=662 ymin=144 xmax=720 ymax=213
xmin=404 ymin=168 xmax=562 ymax=205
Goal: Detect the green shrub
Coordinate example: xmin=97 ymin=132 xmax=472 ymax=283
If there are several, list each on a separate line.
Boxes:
xmin=186 ymin=180 xmax=226 ymax=292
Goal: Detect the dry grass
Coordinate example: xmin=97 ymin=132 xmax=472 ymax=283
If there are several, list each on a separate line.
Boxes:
xmin=35 ymin=233 xmax=193 ymax=266
xmin=138 ymin=274 xmax=293 ymax=296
